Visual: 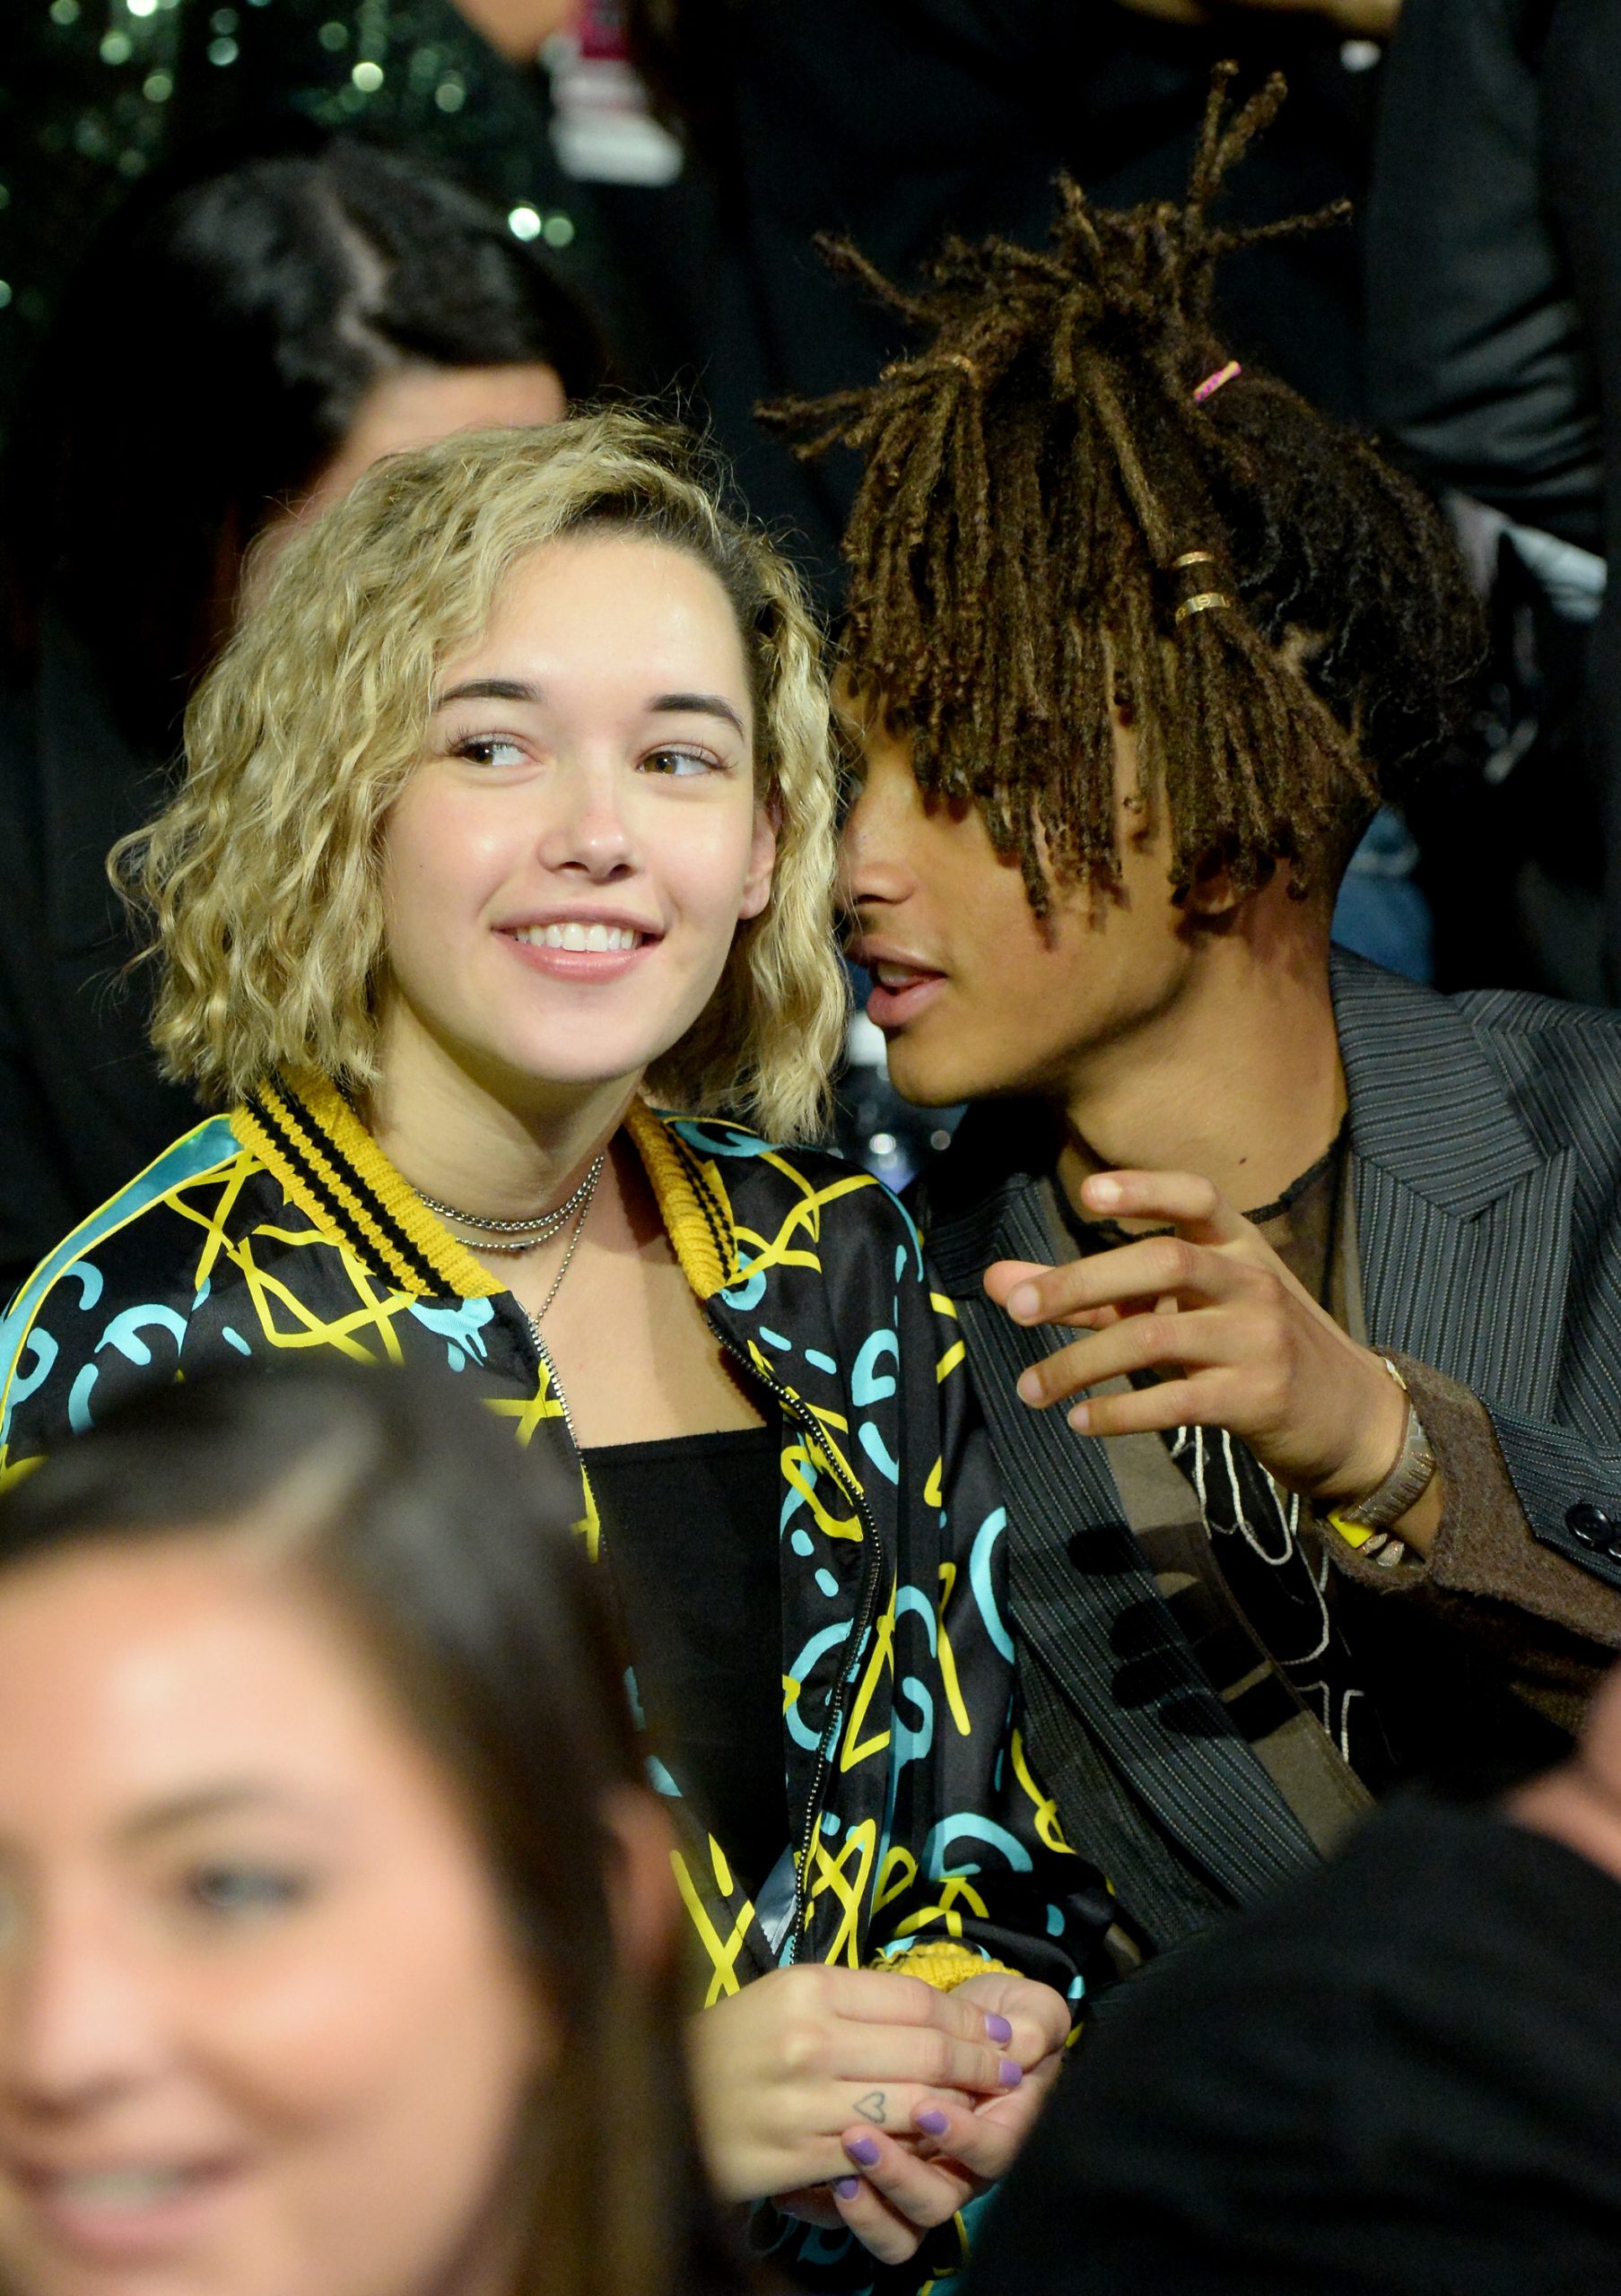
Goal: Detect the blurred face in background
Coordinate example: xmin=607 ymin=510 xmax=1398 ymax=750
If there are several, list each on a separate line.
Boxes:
xmin=0 ymin=1536 xmax=547 ymax=2296
xmin=297 ymin=362 xmax=568 ymax=522
xmin=379 ymin=527 xmax=776 ymax=1113
xmin=251 ymin=361 xmax=568 ymax=582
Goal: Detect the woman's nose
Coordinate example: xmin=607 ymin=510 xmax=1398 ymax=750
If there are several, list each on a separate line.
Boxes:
xmin=536 ymin=761 xmax=638 ymax=879
xmin=0 ymin=1900 xmax=170 ymax=2115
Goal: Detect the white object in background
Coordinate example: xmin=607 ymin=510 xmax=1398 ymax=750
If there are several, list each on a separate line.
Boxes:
xmin=845 ymin=1012 xmax=890 ymax=1074
xmin=543 ymin=30 xmax=684 ymax=185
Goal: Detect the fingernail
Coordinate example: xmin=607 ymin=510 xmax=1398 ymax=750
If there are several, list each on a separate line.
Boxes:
xmin=1068 ymin=1402 xmax=1091 ymax=1432
xmin=1007 ymin=1283 xmax=1041 ymax=1321
xmin=983 ymin=2012 xmax=1014 ymax=2044
xmin=1087 ymin=1176 xmax=1122 ymax=1207
xmin=999 ymin=2057 xmax=1024 ymax=2088
xmin=915 ymin=2106 xmax=950 ymax=2136
xmin=834 ymin=2177 xmax=862 ymax=2200
xmin=845 ymin=2135 xmax=882 ymax=2167
xmin=1016 ymin=1369 xmax=1043 ymax=1405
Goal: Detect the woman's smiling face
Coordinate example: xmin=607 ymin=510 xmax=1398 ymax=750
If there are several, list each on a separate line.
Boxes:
xmin=0 ymin=1537 xmax=545 ymax=2296
xmin=379 ymin=529 xmax=777 ymax=1110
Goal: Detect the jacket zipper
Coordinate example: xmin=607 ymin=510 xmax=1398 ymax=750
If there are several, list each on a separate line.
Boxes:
xmin=521 ymin=1300 xmax=885 ymax=1961
xmin=524 ymin=1315 xmax=582 ymax=1454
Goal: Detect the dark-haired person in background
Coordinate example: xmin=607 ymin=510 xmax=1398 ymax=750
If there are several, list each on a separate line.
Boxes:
xmin=766 ymin=79 xmax=1621 ymax=1985
xmin=0 ymin=1358 xmax=757 ymax=2296
xmin=0 ymin=138 xmax=604 ymax=1295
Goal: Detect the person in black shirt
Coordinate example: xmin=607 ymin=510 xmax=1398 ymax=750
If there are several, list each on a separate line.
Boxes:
xmin=961 ymin=1655 xmax=1621 ymax=2295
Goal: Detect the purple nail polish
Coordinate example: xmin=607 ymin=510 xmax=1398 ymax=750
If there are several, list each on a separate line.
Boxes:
xmin=984 ymin=2012 xmax=1014 ymax=2045
xmin=834 ymin=2177 xmax=862 ymax=2201
xmin=915 ymin=2106 xmax=950 ymax=2136
xmin=845 ymin=2135 xmax=882 ymax=2168
xmin=998 ymin=2057 xmax=1024 ymax=2089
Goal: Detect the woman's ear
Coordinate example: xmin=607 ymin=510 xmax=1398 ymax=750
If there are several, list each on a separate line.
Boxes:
xmin=599 ymin=1787 xmax=681 ymax=1980
xmin=737 ymin=800 xmax=779 ymax=923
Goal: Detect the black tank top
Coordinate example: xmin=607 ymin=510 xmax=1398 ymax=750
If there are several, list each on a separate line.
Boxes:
xmin=584 ymin=1423 xmax=790 ymax=1897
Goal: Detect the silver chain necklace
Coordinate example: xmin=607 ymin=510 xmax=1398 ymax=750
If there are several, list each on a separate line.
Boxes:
xmin=418 ymin=1153 xmax=606 ymax=1254
xmin=524 ymin=1152 xmax=603 ymax=1337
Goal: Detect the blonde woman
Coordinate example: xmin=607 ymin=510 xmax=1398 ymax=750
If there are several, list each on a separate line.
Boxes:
xmin=0 ymin=413 xmax=1106 ymax=2290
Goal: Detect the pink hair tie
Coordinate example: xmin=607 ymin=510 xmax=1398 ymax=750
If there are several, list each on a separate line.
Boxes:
xmin=1192 ymin=360 xmax=1242 ymax=404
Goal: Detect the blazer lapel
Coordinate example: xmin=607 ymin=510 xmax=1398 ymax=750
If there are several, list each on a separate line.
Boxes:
xmin=925 ymin=1126 xmax=1316 ymax=1910
xmin=1333 ymin=953 xmax=1574 ymax=1416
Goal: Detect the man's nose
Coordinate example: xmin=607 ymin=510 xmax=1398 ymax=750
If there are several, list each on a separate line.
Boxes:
xmin=840 ymin=778 xmax=911 ymax=905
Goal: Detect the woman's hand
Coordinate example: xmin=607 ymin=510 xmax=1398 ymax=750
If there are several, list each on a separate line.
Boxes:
xmin=778 ymin=1970 xmax=1072 ymax=2266
xmin=987 ymin=1170 xmax=1440 ymax=1547
xmin=687 ymin=1962 xmax=1027 ymax=2205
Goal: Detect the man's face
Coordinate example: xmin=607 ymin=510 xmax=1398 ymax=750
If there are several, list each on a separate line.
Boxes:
xmin=841 ymin=709 xmax=1197 ymax=1109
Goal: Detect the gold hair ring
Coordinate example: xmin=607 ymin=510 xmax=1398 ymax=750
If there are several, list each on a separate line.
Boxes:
xmin=1169 ymin=549 xmax=1231 ymax=622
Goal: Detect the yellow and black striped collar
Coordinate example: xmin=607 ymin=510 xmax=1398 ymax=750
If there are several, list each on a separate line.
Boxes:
xmin=231 ymin=1074 xmax=742 ymax=1301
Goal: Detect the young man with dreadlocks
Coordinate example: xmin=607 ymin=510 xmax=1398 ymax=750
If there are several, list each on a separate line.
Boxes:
xmin=768 ymin=69 xmax=1621 ymax=2004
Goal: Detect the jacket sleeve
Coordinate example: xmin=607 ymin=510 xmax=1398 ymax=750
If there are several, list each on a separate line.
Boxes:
xmin=864 ymin=1265 xmax=1115 ymax=2014
xmin=1325 ymin=1353 xmax=1621 ymax=1734
xmin=0 ymin=1246 xmax=124 ymax=1483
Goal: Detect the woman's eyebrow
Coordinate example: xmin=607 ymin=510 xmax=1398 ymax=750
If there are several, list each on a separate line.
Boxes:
xmin=650 ymin=692 xmax=746 ymax=736
xmin=430 ymin=682 xmax=745 ymax=738
xmin=433 ymin=677 xmax=542 ymax=708
xmin=117 ymin=1781 xmax=336 ymax=1844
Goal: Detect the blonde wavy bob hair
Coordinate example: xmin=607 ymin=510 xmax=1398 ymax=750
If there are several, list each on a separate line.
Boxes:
xmin=115 ymin=409 xmax=847 ymax=1142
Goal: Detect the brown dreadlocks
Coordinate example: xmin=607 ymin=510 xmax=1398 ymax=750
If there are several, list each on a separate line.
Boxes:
xmin=763 ymin=67 xmax=1482 ymax=911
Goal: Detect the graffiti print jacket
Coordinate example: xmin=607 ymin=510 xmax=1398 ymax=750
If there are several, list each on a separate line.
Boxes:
xmin=0 ymin=1078 xmax=1113 ymax=2288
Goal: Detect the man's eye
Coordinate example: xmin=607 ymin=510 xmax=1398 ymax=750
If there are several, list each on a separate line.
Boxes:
xmin=451 ymin=735 xmax=527 ymax=768
xmin=184 ymin=1865 xmax=311 ymax=1920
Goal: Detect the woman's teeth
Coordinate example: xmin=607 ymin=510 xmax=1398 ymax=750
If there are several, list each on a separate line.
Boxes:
xmin=516 ymin=923 xmax=641 ymax=953
xmin=47 ymin=2167 xmax=198 ymax=2211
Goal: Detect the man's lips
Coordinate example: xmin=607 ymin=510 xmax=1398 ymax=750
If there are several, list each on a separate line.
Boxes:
xmin=848 ymin=941 xmax=946 ymax=1031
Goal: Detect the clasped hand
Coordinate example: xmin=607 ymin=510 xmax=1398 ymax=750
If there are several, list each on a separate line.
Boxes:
xmin=688 ymin=1962 xmax=1069 ymax=2266
xmin=988 ymin=1168 xmax=1410 ymax=1511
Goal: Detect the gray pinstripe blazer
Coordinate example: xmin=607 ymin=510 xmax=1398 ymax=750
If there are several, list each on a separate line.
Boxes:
xmin=913 ymin=952 xmax=1621 ymax=1946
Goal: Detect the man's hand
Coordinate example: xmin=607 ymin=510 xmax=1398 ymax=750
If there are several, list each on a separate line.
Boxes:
xmin=1511 ymin=1660 xmax=1621 ymax=1884
xmin=687 ymin=1962 xmax=1025 ymax=2207
xmin=776 ymin=1970 xmax=1071 ymax=2266
xmin=447 ymin=0 xmax=580 ymax=62
xmin=986 ymin=1169 xmax=1440 ymax=1547
xmin=1112 ymin=0 xmax=1400 ymax=34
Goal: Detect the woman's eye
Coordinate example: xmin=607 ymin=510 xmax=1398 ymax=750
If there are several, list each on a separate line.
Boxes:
xmin=641 ymin=745 xmax=720 ymax=778
xmin=450 ymin=735 xmax=527 ymax=769
xmin=183 ymin=1864 xmax=311 ymax=1921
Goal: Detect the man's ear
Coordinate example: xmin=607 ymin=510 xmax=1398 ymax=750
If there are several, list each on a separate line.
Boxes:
xmin=599 ymin=1787 xmax=682 ymax=1980
xmin=738 ymin=798 xmax=780 ymax=923
xmin=1183 ymin=847 xmax=1276 ymax=920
